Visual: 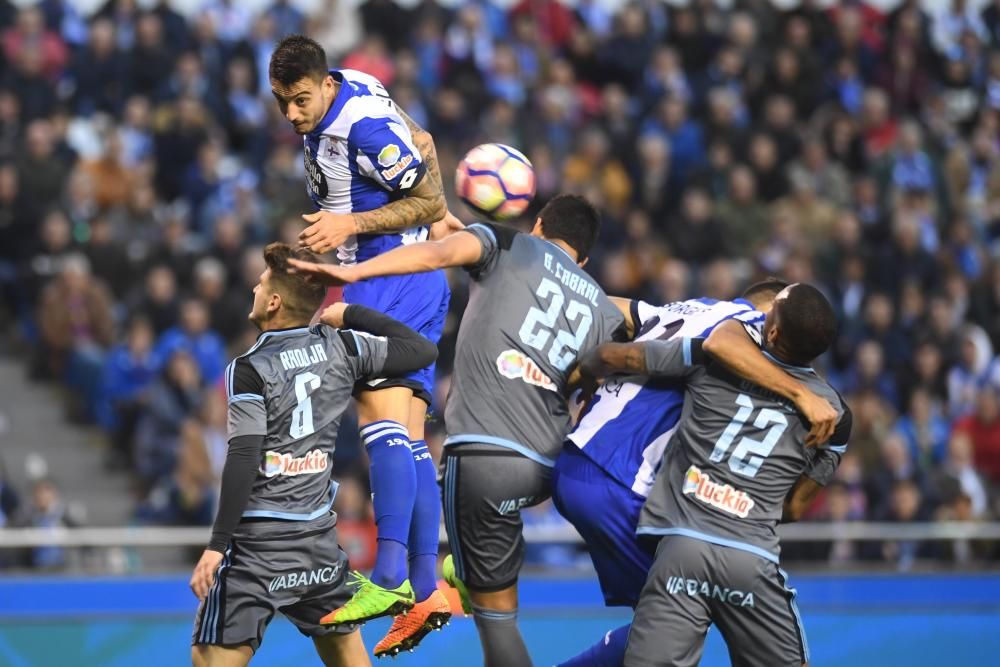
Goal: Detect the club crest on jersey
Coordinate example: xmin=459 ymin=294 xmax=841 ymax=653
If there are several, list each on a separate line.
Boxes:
xmin=261 ymin=449 xmax=329 ymax=478
xmin=496 ymin=349 xmax=556 ymax=392
xmin=377 ymin=144 xmax=401 ymax=167
xmin=682 ymin=465 xmax=755 ymax=518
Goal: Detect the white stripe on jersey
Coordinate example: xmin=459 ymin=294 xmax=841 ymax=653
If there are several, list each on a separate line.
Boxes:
xmin=568 ymin=298 xmax=764 ymax=497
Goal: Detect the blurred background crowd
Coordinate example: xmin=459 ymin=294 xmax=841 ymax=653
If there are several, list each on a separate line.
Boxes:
xmin=1 ymin=0 xmax=1000 ymax=571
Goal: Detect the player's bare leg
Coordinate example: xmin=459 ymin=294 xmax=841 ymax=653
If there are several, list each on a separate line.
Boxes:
xmin=323 ymin=386 xmax=416 ymax=625
xmin=313 ymin=630 xmax=372 ymax=667
xmin=374 ymin=396 xmax=451 ymax=657
xmin=191 ymin=644 xmax=253 ymax=667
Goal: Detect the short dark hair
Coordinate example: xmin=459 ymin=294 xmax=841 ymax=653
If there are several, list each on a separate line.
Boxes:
xmin=538 ymin=194 xmax=601 ymax=261
xmin=774 ymin=283 xmax=837 ymax=364
xmin=269 ymin=35 xmax=328 ymax=87
xmin=263 ymin=242 xmax=326 ymax=318
xmin=742 ymin=278 xmax=790 ymax=304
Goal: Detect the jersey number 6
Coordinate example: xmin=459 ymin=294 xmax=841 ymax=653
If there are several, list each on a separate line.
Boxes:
xmin=290 ymin=372 xmax=322 ymax=439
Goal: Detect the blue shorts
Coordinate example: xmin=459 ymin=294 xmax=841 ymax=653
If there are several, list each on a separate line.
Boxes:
xmin=552 ymin=442 xmax=653 ymax=608
xmin=343 ymin=269 xmax=450 ymax=405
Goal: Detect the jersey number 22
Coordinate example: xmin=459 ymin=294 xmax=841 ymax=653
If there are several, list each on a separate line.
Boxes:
xmin=519 ymin=277 xmax=593 ymax=371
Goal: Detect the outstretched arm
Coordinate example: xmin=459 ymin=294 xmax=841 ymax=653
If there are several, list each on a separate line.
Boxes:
xmin=290 ymin=230 xmax=484 ymax=286
xmin=702 ymin=319 xmax=837 ymax=446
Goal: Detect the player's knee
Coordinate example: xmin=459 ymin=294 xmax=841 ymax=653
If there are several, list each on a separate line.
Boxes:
xmin=470 ymin=584 xmax=518 ymax=612
xmin=191 ymin=645 xmax=207 ymax=667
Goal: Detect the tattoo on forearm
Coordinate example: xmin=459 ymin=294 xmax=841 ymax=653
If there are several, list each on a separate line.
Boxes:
xmin=351 ymin=108 xmax=446 ymax=234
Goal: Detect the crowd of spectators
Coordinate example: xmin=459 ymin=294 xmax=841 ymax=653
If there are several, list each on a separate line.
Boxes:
xmin=2 ymin=0 xmax=1000 ymax=569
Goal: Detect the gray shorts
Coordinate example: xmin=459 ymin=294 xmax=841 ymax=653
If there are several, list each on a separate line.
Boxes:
xmin=191 ymin=515 xmax=357 ymax=652
xmin=440 ymin=444 xmax=552 ymax=591
xmin=625 ymin=534 xmax=809 ymax=667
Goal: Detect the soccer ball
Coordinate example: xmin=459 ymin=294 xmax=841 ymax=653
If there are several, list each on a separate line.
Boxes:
xmin=455 ymin=143 xmax=535 ymax=220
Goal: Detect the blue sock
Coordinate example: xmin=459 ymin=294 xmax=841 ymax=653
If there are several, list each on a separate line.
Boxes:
xmin=362 ymin=420 xmax=415 ymax=589
xmin=558 ymin=623 xmax=630 ymax=667
xmin=407 ymin=439 xmax=441 ymax=602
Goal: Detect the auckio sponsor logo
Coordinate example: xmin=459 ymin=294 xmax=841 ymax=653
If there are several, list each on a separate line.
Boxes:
xmin=268 ymin=563 xmax=342 ymax=593
xmin=380 ymin=154 xmax=413 ymax=182
xmin=682 ymin=465 xmax=755 ymax=518
xmin=261 ymin=449 xmax=329 ymax=478
xmin=496 ymin=349 xmax=556 ymax=391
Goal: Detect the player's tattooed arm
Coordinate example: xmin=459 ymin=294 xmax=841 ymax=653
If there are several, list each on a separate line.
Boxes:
xmin=298 ymin=110 xmax=447 ymax=253
xmin=397 ymin=107 xmax=443 ymax=195
xmin=703 ymin=319 xmax=837 ymax=446
xmin=579 ymin=342 xmax=649 ymax=379
xmin=348 ymin=108 xmax=446 ymax=235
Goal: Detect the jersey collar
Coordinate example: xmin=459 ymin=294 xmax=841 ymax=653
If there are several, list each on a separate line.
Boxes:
xmin=256 ymin=325 xmax=312 ymax=340
xmin=542 ymin=237 xmax=576 ymax=262
xmin=310 ymin=70 xmax=350 ymax=137
xmin=762 ymin=349 xmax=815 ymax=373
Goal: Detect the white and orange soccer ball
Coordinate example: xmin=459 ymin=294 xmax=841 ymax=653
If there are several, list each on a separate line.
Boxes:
xmin=455 ymin=143 xmax=535 ymax=220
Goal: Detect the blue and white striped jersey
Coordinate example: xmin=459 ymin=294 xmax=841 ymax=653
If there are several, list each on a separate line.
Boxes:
xmin=567 ymin=298 xmax=765 ymax=498
xmin=303 ymin=69 xmax=428 ymax=265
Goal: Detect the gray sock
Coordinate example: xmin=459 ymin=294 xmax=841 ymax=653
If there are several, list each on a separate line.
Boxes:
xmin=472 ymin=605 xmax=533 ymax=667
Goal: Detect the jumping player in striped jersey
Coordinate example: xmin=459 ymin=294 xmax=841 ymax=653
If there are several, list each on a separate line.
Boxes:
xmin=268 ymin=36 xmax=454 ymax=647
xmin=551 ymin=280 xmax=839 ymax=666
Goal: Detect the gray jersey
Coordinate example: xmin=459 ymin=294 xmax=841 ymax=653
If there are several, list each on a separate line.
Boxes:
xmin=444 ymin=223 xmax=625 ymax=465
xmin=637 ymin=337 xmax=852 ymax=563
xmin=226 ymin=325 xmax=387 ymax=524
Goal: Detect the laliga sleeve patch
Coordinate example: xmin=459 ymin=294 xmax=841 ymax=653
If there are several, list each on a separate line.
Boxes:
xmin=377 ymin=144 xmax=401 ymax=168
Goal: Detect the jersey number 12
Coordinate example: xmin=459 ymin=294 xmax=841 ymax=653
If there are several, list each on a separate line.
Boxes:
xmin=710 ymin=393 xmax=788 ymax=478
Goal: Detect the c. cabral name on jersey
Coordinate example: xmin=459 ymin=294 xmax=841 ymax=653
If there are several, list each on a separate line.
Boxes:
xmin=261 ymin=449 xmax=329 ymax=477
xmin=496 ymin=349 xmax=556 ymax=391
xmin=682 ymin=465 xmax=755 ymax=518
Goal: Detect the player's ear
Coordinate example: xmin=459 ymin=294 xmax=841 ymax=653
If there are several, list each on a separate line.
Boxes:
xmin=530 ymin=218 xmax=544 ymax=238
xmin=268 ymin=292 xmax=283 ymax=315
xmin=577 ymin=256 xmax=589 ymax=269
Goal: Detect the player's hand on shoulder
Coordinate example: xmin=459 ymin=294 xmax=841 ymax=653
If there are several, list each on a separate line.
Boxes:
xmin=320 ymin=302 xmax=350 ymax=328
xmin=429 ymin=210 xmax=465 ymax=240
xmin=287 ymin=257 xmax=357 ymax=286
xmin=300 ymin=210 xmax=357 ymax=253
xmin=796 ymin=390 xmax=838 ymax=447
xmin=190 ymin=548 xmax=224 ymax=600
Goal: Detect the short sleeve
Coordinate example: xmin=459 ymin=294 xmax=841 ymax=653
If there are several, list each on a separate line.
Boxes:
xmin=644 ymin=337 xmax=706 ymax=378
xmin=338 ymin=329 xmax=389 ymax=380
xmin=462 ymin=222 xmax=516 ymax=280
xmin=349 ymin=116 xmax=426 ymax=192
xmin=226 ymin=358 xmax=266 ymax=440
